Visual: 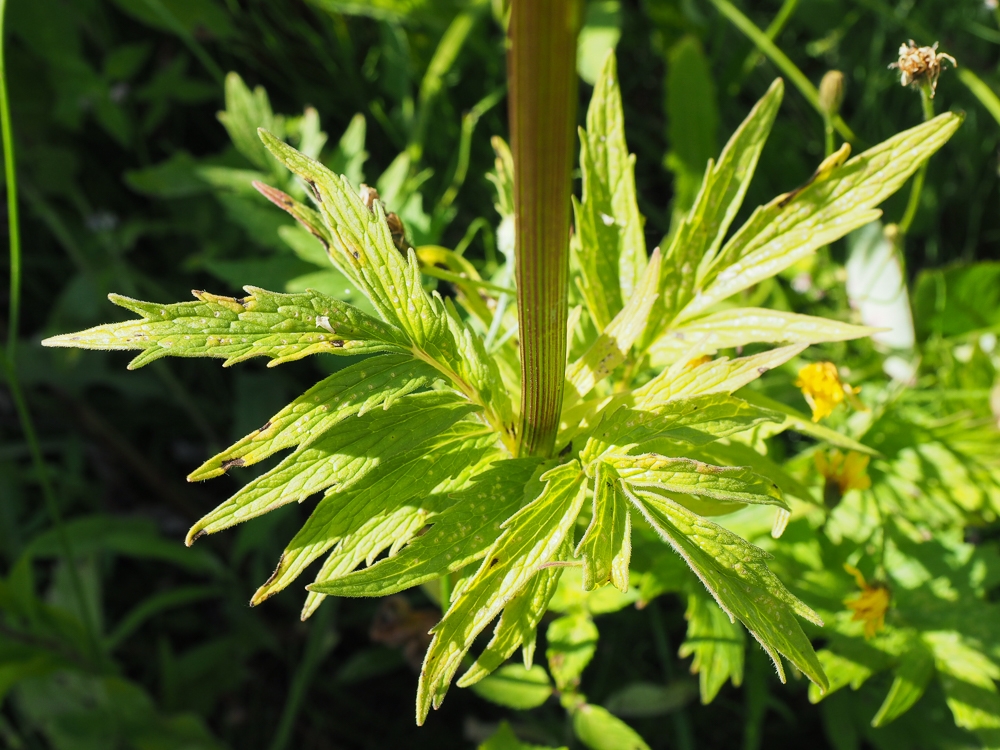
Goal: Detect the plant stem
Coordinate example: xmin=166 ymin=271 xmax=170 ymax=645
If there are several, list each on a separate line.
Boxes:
xmin=898 ymin=85 xmax=934 ymax=236
xmin=268 ymin=601 xmax=337 ymax=750
xmin=708 ymin=0 xmax=857 ymax=143
xmin=508 ymin=0 xmax=580 ymax=458
xmin=737 ymin=0 xmax=800 ymax=83
xmin=0 ymin=0 xmax=103 ymax=668
xmin=0 ymin=0 xmax=17 ymax=360
xmin=649 ymin=601 xmax=696 ymax=750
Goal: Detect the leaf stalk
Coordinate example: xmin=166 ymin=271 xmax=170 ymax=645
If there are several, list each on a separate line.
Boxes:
xmin=508 ymin=0 xmax=581 ymax=457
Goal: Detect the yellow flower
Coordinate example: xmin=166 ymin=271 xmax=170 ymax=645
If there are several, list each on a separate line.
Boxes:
xmin=795 ymin=361 xmax=859 ymax=421
xmin=815 ymin=449 xmax=871 ymax=508
xmin=843 ymin=564 xmax=890 ymax=639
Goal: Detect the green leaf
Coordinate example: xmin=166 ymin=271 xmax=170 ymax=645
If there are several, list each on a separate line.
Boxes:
xmin=572 ymin=52 xmax=647 ymax=330
xmin=458 ymin=554 xmax=564 ymax=687
xmin=572 ymin=703 xmax=651 ymax=750
xmin=650 ymin=78 xmax=782 ymax=338
xmin=583 ymin=394 xmax=783 ymax=461
xmin=327 ymin=112 xmax=367 ymax=187
xmin=925 ymin=630 xmax=1000 ymax=746
xmin=308 ymin=458 xmax=543 ymax=599
xmin=912 ymin=261 xmax=1000 ymax=339
xmin=190 ymin=354 xmax=439 ymax=481
xmin=576 ymin=1 xmax=622 ymax=86
xmin=576 ymin=461 xmax=631 ymax=592
xmin=258 ymin=130 xmax=514 ymax=446
xmin=547 ymin=566 xmax=641 ymax=616
xmin=611 ymin=454 xmax=785 ymax=508
xmin=546 ymin=613 xmax=599 ymax=691
xmin=469 ymin=664 xmax=553 ymax=710
xmin=185 ymin=392 xmax=479 ymax=544
xmin=603 ymin=680 xmax=697 ymax=718
xmin=692 ymin=440 xmax=815 ymax=505
xmin=871 ymin=642 xmax=935 ymax=727
xmin=565 ymin=249 xmax=661 ymax=409
xmin=664 ymin=35 xmax=719 ymax=216
xmin=649 ymin=308 xmax=879 ymax=364
xmin=257 ymin=129 xmax=432 ymax=337
xmin=679 ymin=591 xmax=746 ymax=704
xmin=808 ymin=646 xmax=884 ymax=703
xmin=636 ymin=344 xmax=805 ymax=406
xmin=218 ymin=72 xmax=282 ymax=172
xmin=681 ymin=112 xmax=962 ymax=322
xmin=739 ymin=391 xmax=878 ymax=456
xmin=298 ymin=502 xmax=434 ymax=620
xmin=628 ymin=491 xmax=828 ymax=691
xmin=480 ymin=721 xmax=567 ymax=750
xmin=267 ymin=425 xmax=498 ymax=610
xmin=42 ymin=287 xmax=408 ymax=369
xmin=417 ymin=461 xmax=586 ymax=724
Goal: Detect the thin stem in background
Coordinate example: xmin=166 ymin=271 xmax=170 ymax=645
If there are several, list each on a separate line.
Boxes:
xmin=508 ymin=0 xmax=580 ymax=458
xmin=0 ymin=0 xmax=17 ymax=359
xmin=897 ymin=85 xmax=934 ymax=236
xmin=649 ymin=601 xmax=696 ymax=750
xmin=268 ymin=601 xmax=338 ymax=750
xmin=736 ymin=0 xmax=801 ymax=85
xmin=709 ymin=0 xmax=858 ymax=143
xmin=0 ymin=0 xmax=104 ymax=668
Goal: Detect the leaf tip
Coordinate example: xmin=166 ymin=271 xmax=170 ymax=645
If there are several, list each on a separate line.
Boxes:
xmin=185 ymin=527 xmax=206 ymax=547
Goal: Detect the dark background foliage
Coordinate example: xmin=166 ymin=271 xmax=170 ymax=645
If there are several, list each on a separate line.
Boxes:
xmin=1 ymin=0 xmax=998 ymax=748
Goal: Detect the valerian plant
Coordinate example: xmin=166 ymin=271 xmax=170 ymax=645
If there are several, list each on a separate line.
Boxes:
xmin=44 ymin=41 xmax=960 ymax=743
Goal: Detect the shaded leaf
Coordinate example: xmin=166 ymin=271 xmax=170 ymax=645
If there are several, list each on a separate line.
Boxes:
xmin=679 ymin=591 xmax=746 ymax=703
xmin=546 ymin=613 xmax=598 ymax=691
xmin=469 ymin=664 xmax=553 ymax=710
xmin=573 ymin=703 xmax=651 ymax=750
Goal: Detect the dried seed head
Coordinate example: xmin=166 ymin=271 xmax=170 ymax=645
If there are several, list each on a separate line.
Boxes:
xmin=889 ymin=40 xmax=956 ymax=98
xmin=819 ymin=70 xmax=846 ymax=117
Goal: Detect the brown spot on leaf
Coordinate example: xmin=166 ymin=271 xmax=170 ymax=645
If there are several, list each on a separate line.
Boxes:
xmin=221 ymin=457 xmax=245 ymax=471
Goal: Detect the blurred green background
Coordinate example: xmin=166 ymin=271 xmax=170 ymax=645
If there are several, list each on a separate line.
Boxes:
xmin=1 ymin=0 xmax=999 ymax=748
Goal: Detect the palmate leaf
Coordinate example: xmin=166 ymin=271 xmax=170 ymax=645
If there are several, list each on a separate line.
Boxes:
xmin=564 ymin=249 xmax=661 ymax=410
xmin=677 ymin=112 xmax=962 ymax=323
xmin=191 ymin=354 xmax=440 ymax=481
xmin=583 ymin=394 xmax=783 ymax=462
xmin=42 ymin=287 xmax=409 ymax=369
xmin=635 ymin=344 xmax=805 ymax=407
xmin=308 ymin=458 xmax=545 ymax=599
xmin=257 ymin=130 xmax=514 ymax=444
xmin=458 ymin=551 xmax=565 ymax=687
xmin=628 ymin=490 xmax=828 ymax=690
xmin=252 ymin=422 xmax=499 ymax=605
xmin=649 ymin=78 xmax=783 ymax=338
xmin=186 ymin=392 xmax=478 ymax=543
xmin=417 ymin=461 xmax=586 ymax=724
xmin=299 ymin=502 xmax=433 ymax=620
xmin=648 ymin=308 xmax=878 ymax=365
xmin=608 ymin=454 xmax=785 ymax=508
xmin=573 ymin=52 xmax=647 ymax=331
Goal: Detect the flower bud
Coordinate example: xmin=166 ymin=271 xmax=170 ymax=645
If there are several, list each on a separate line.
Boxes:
xmin=819 ymin=70 xmax=846 ymax=117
